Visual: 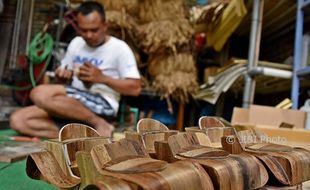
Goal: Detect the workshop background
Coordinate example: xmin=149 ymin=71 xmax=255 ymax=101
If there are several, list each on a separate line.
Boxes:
xmin=1 ymin=0 xmax=310 ymax=129
xmin=1 ymin=0 xmax=310 ymax=189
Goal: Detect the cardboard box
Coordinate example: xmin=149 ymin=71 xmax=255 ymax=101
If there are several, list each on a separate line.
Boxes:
xmin=253 ymin=126 xmax=310 ymax=150
xmin=231 ymin=105 xmax=306 ymax=129
xmin=231 ymin=105 xmax=310 ymax=150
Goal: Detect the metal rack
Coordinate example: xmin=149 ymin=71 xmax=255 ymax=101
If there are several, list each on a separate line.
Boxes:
xmin=292 ymin=0 xmax=310 ymax=109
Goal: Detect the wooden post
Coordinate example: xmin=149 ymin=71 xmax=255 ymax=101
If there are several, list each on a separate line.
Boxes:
xmin=176 ymin=102 xmax=185 ymax=131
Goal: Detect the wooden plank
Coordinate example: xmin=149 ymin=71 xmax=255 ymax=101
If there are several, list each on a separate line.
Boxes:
xmin=0 ymin=141 xmax=42 ymax=163
xmin=176 ymin=102 xmax=185 ymax=131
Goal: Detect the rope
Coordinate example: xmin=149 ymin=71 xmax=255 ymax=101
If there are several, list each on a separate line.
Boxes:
xmin=28 ymin=32 xmax=54 ymax=87
xmin=0 ymin=32 xmax=53 ymax=90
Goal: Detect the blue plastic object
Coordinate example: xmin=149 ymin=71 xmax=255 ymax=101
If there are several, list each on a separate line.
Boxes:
xmin=152 ymin=111 xmax=176 ymax=127
xmin=196 ymin=0 xmax=208 ymax=5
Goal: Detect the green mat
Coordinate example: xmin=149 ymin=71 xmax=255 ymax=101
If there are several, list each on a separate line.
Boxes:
xmin=0 ymin=160 xmax=57 ymax=190
xmin=0 ymin=129 xmax=19 ymax=136
xmin=0 ymin=129 xmax=56 ymax=190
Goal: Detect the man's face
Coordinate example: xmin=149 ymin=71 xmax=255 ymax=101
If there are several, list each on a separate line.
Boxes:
xmin=77 ymin=11 xmax=107 ymax=47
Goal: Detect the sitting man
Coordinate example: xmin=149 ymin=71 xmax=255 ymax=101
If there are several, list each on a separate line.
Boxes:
xmin=10 ymin=1 xmax=141 ymax=138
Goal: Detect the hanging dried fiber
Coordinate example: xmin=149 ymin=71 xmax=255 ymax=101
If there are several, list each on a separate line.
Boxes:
xmin=106 ymin=11 xmax=138 ymax=31
xmin=152 ymin=71 xmax=198 ymax=103
xmin=95 ymin=0 xmax=141 ymax=64
xmin=106 ymin=10 xmax=138 ymax=40
xmin=97 ymin=0 xmax=198 ymax=103
xmin=148 ymin=52 xmax=196 ymax=76
xmin=147 ymin=52 xmax=198 ymax=102
xmin=95 ymin=0 xmax=139 ymax=17
xmin=138 ymin=0 xmax=187 ymax=23
xmin=138 ymin=19 xmax=194 ymax=54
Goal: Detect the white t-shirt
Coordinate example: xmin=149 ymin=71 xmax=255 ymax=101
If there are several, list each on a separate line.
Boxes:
xmin=61 ymin=36 xmax=140 ymax=114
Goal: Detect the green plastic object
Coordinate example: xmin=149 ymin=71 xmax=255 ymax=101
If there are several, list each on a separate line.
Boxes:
xmin=28 ymin=32 xmax=54 ymax=87
xmin=130 ymin=107 xmax=139 ymax=130
xmin=118 ymin=101 xmax=139 ymax=130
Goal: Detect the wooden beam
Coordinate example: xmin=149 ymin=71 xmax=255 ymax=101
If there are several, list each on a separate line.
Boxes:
xmin=176 ymin=102 xmax=185 ymax=131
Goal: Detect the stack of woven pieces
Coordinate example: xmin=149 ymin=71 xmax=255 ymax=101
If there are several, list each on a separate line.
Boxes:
xmin=26 ymin=119 xmax=310 ymax=189
xmin=26 ymin=123 xmax=212 ymax=190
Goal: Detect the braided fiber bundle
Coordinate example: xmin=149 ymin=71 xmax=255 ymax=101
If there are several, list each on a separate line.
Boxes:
xmin=103 ymin=10 xmax=141 ymax=65
xmin=106 ymin=10 xmax=139 ymax=42
xmin=139 ymin=0 xmax=187 ymax=23
xmin=98 ymin=0 xmax=198 ymax=102
xmin=149 ymin=53 xmax=197 ymax=102
xmin=153 ymin=72 xmax=198 ymax=103
xmin=148 ymin=52 xmax=196 ymax=76
xmin=138 ymin=19 xmax=193 ymax=54
xmin=95 ymin=1 xmax=141 ymax=64
xmin=95 ymin=0 xmax=139 ymax=16
xmin=95 ymin=0 xmax=139 ymax=40
xmin=106 ymin=11 xmax=138 ymax=32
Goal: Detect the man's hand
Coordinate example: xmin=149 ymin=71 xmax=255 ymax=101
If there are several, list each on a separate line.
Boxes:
xmin=55 ymin=66 xmax=73 ymax=84
xmin=55 ymin=66 xmax=73 ymax=80
xmin=77 ymin=62 xmax=140 ymax=96
xmin=78 ymin=62 xmax=107 ymax=83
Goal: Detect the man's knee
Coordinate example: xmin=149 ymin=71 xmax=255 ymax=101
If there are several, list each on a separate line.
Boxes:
xmin=30 ymin=85 xmax=58 ymax=107
xmin=30 ymin=85 xmax=47 ymax=103
xmin=30 ymin=84 xmax=66 ymax=107
xmin=10 ymin=111 xmax=23 ymax=131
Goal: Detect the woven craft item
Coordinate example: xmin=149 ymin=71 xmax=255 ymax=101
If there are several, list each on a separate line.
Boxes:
xmin=26 ymin=123 xmax=214 ymax=189
xmin=167 ymin=132 xmax=268 ymax=190
xmin=26 ymin=123 xmax=111 ymax=189
xmin=90 ymin=138 xmax=213 ymax=190
xmin=125 ymin=118 xmax=178 ymax=160
xmin=198 ymin=116 xmax=310 ymax=186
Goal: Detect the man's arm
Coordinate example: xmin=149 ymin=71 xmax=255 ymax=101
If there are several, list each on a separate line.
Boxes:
xmin=99 ymin=77 xmax=141 ymax=96
xmin=78 ymin=62 xmax=141 ymax=96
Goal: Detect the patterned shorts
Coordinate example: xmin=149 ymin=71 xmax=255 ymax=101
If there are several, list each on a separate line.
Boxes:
xmin=64 ymin=86 xmax=115 ymax=118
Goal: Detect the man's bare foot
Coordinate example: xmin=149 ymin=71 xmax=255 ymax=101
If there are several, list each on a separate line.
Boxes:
xmin=88 ymin=116 xmax=114 ymax=137
xmin=95 ymin=121 xmax=114 ymax=137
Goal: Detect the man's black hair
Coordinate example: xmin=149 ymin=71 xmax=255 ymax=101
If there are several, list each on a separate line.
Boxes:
xmin=76 ymin=1 xmax=106 ymax=21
